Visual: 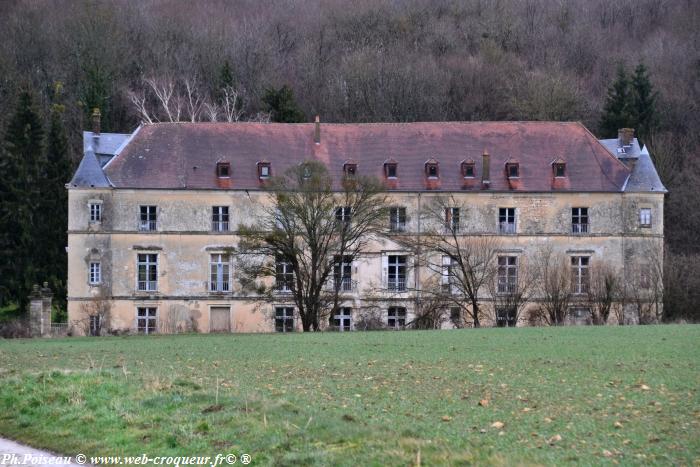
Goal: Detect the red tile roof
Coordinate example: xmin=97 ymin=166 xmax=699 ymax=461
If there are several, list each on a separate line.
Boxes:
xmin=104 ymin=121 xmax=630 ymax=192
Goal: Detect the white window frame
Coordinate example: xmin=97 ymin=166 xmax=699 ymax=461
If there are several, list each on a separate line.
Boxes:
xmin=389 ymin=207 xmax=406 ymax=232
xmin=495 ymin=306 xmax=517 ymax=327
xmin=334 ymin=255 xmax=353 ymax=292
xmin=441 ymin=255 xmax=455 ymax=294
xmin=387 ymin=307 xmax=406 ymax=329
xmin=89 ymin=203 xmax=102 ymax=222
xmin=639 ymin=208 xmax=652 ymax=227
xmin=335 ymin=206 xmax=352 ymax=223
xmin=445 ymin=207 xmax=460 ymax=233
xmin=274 ymin=307 xmax=295 ymax=332
xmin=276 ymin=257 xmax=294 ymax=292
xmin=209 ymin=253 xmax=231 ymax=292
xmin=212 ymin=206 xmax=230 ymax=232
xmin=137 ymin=253 xmax=158 ymax=291
xmin=334 ymin=307 xmax=352 ymax=331
xmin=386 ymin=255 xmax=407 ymax=291
xmin=498 ymin=208 xmax=516 ymax=234
xmin=137 ymin=307 xmax=157 ymax=334
xmin=571 ymin=256 xmax=590 ymax=294
xmin=139 ymin=205 xmax=157 ymax=231
xmin=497 ymin=256 xmax=517 ymax=294
xmin=572 ymin=207 xmax=589 ymax=234
xmin=89 ymin=261 xmax=101 ymax=285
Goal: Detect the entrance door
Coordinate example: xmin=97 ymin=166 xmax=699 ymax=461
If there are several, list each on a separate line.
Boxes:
xmin=210 ymin=306 xmax=231 ymax=333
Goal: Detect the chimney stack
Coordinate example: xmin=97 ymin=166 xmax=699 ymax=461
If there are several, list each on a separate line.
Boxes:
xmin=92 ymin=108 xmax=101 ymax=135
xmin=314 ymin=115 xmax=320 ymax=144
xmin=618 ymin=128 xmax=634 ymax=146
xmin=481 ymin=149 xmax=490 ymax=187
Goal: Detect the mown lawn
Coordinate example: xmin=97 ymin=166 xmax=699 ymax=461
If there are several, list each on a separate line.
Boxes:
xmin=0 ymin=326 xmax=698 ymax=466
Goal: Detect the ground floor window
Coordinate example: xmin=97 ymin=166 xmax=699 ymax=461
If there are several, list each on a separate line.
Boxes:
xmin=275 ymin=307 xmax=295 ymax=332
xmin=496 ymin=306 xmax=517 ymax=327
xmin=333 ymin=307 xmax=352 ymax=331
xmin=137 ymin=307 xmax=157 ymax=334
xmin=387 ymin=307 xmax=406 ymax=330
xmin=89 ymin=315 xmax=102 ymax=336
xmin=569 ymin=307 xmax=592 ymax=325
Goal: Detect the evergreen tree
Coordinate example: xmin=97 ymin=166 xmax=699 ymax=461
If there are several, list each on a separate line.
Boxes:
xmin=262 ymin=85 xmax=306 ymax=123
xmin=0 ymin=90 xmax=45 ymax=310
xmin=40 ymin=83 xmax=73 ymax=312
xmin=631 ymin=63 xmax=658 ymax=145
xmin=599 ymin=65 xmax=634 ymax=138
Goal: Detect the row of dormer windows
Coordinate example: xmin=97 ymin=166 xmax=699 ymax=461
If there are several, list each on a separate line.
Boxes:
xmin=213 ymin=159 xmax=569 ymax=181
xmin=86 ymin=203 xmax=654 ymax=232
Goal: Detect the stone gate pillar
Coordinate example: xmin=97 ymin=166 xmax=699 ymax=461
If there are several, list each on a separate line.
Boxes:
xmin=28 ymin=282 xmax=53 ymax=337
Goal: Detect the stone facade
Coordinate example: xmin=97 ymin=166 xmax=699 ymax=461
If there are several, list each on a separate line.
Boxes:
xmin=66 ymin=122 xmax=666 ymax=334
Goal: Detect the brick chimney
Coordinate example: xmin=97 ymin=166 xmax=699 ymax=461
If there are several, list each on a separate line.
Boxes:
xmin=618 ymin=128 xmax=634 ymax=146
xmin=92 ymin=108 xmax=101 ymax=135
xmin=314 ymin=115 xmax=320 ymax=145
xmin=481 ymin=149 xmax=490 ymax=188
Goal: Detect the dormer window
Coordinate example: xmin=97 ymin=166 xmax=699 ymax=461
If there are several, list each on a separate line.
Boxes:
xmin=384 ymin=160 xmax=398 ymax=179
xmin=552 ymin=159 xmax=566 ymax=178
xmin=506 ymin=161 xmax=519 ymax=178
xmin=216 ymin=162 xmax=231 ymax=178
xmin=461 ymin=160 xmax=475 ymax=178
xmin=425 ymin=159 xmax=439 ymax=179
xmin=258 ymin=161 xmax=271 ymax=179
xmin=343 ymin=160 xmax=357 ymax=177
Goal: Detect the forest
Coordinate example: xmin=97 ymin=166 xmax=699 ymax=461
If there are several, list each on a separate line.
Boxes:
xmin=0 ymin=0 xmax=698 ymax=320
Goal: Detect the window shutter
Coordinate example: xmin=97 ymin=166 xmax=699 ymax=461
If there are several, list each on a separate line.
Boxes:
xmin=381 ymin=255 xmax=388 ymax=286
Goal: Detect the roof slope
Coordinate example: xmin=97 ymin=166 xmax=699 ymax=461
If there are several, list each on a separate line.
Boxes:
xmin=69 ymin=146 xmax=111 ymax=188
xmin=104 ymin=121 xmax=630 ymax=192
xmin=624 ymin=147 xmax=667 ymax=193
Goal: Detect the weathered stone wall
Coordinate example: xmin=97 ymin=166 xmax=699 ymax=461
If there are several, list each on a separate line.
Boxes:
xmin=67 ymin=188 xmax=664 ymax=334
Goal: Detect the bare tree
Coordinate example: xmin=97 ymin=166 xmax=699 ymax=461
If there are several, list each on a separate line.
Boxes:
xmin=73 ymin=292 xmax=111 ymax=336
xmin=236 ymin=161 xmax=388 ymax=331
xmin=532 ymin=246 xmax=572 ymax=326
xmin=486 ymin=255 xmax=537 ymax=327
xmin=404 ymin=195 xmax=502 ymax=328
xmin=587 ymin=261 xmax=621 ymax=324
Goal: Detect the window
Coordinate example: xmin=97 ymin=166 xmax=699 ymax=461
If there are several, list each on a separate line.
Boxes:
xmin=343 ymin=162 xmax=357 ymax=177
xmin=425 ymin=160 xmax=439 ymax=178
xmin=216 ymin=162 xmax=230 ymax=178
xmin=640 ymin=208 xmax=652 ymax=227
xmin=441 ymin=256 xmax=455 ymax=294
xmin=445 ymin=207 xmax=460 ymax=232
xmin=507 ymin=163 xmax=519 ymax=178
xmin=640 ymin=269 xmax=651 ymax=289
xmin=89 ymin=203 xmax=102 ymax=222
xmin=335 ymin=206 xmax=352 ymax=224
xmin=385 ymin=162 xmax=397 ymax=178
xmin=554 ymin=163 xmax=566 ymax=177
xmin=387 ymin=255 xmax=407 ymax=291
xmin=497 ymin=256 xmax=517 ymax=294
xmin=333 ymin=307 xmax=352 ymax=331
xmin=212 ymin=206 xmax=229 ymax=232
xmin=89 ymin=262 xmax=101 ymax=285
xmin=274 ymin=307 xmax=294 ymax=332
xmin=276 ymin=256 xmax=293 ymax=292
xmin=496 ymin=306 xmax=517 ymax=327
xmin=258 ymin=161 xmax=271 ymax=179
xmin=569 ymin=307 xmax=592 ymax=324
xmin=572 ymin=207 xmax=589 ymax=234
xmin=571 ymin=256 xmax=590 ymax=294
xmin=137 ymin=307 xmax=157 ymax=334
xmin=387 ymin=307 xmax=406 ymax=329
xmin=209 ymin=254 xmax=230 ymax=292
xmin=499 ymin=208 xmax=516 ymax=234
xmin=334 ymin=256 xmax=353 ymax=292
xmin=137 ymin=254 xmax=158 ymax=291
xmin=450 ymin=307 xmax=461 ymax=327
xmin=139 ymin=206 xmax=157 ymax=231
xmin=89 ymin=315 xmax=101 ymax=336
xmin=461 ymin=161 xmax=475 ymax=178
xmin=390 ymin=207 xmax=406 ymax=232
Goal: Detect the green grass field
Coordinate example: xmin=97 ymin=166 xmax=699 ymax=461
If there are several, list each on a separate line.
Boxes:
xmin=0 ymin=326 xmax=698 ymax=466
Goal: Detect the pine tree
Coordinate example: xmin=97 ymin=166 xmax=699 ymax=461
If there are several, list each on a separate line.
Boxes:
xmin=630 ymin=63 xmax=658 ymax=146
xmin=262 ymin=85 xmax=306 ymax=123
xmin=39 ymin=83 xmax=73 ymax=312
xmin=0 ymin=90 xmax=45 ymax=310
xmin=599 ymin=65 xmax=634 ymax=138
